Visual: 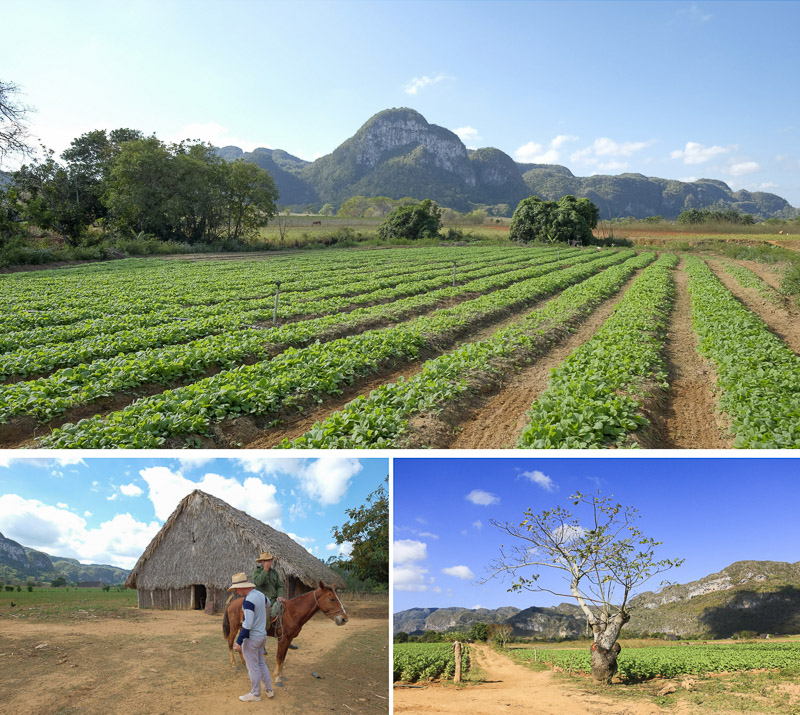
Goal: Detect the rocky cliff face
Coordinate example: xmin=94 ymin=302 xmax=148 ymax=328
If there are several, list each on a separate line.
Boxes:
xmin=352 ymin=109 xmax=475 ymax=185
xmin=0 ymin=531 xmax=30 ymax=569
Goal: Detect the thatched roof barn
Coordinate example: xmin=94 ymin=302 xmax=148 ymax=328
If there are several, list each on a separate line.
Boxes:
xmin=126 ymin=490 xmax=344 ymax=613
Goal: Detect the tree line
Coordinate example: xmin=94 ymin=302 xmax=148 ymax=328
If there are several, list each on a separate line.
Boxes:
xmin=1 ymin=127 xmax=279 ymax=249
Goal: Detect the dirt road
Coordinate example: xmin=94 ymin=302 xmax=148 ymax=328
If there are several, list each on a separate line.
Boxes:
xmin=394 ymin=645 xmax=674 ymax=715
xmin=0 ymin=601 xmax=388 ymax=715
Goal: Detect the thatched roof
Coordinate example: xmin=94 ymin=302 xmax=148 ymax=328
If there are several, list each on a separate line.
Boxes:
xmin=125 ymin=490 xmax=344 ymax=590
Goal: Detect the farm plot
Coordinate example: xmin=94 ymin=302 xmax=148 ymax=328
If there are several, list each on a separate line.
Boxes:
xmin=509 ymin=641 xmax=800 ymax=680
xmin=393 ymin=642 xmax=470 ymax=682
xmin=2 ymin=246 xmax=797 ymax=449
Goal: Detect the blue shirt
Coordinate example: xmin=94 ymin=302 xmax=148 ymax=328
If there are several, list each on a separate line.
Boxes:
xmin=236 ymin=589 xmax=269 ymax=645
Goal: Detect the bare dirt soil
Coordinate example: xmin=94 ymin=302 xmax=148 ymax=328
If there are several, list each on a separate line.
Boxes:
xmin=0 ymin=601 xmax=388 ymax=715
xmin=447 ymin=274 xmax=637 ymax=449
xmin=707 ymin=259 xmax=800 ymax=355
xmin=651 ymin=260 xmax=732 ymax=449
xmin=393 ymin=645 xmax=765 ymax=715
xmin=394 ymin=644 xmax=666 ymax=714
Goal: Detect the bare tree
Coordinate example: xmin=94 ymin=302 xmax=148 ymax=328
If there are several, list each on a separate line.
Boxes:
xmin=489 ymin=623 xmax=513 ymax=648
xmin=485 ymin=491 xmax=682 ymax=684
xmin=0 ymin=80 xmax=34 ymax=167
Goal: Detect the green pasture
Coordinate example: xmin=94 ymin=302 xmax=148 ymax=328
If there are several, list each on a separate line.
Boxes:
xmin=0 ymin=587 xmax=140 ymax=622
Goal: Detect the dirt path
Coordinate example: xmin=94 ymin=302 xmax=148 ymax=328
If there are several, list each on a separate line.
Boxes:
xmin=0 ymin=602 xmax=388 ymax=715
xmin=447 ymin=275 xmax=638 ymax=449
xmin=394 ymin=644 xmax=664 ymax=714
xmin=707 ymin=258 xmax=800 ymax=355
xmin=651 ymin=259 xmax=732 ymax=449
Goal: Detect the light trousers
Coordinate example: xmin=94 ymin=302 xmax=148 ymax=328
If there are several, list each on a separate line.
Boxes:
xmin=242 ymin=635 xmax=273 ymax=696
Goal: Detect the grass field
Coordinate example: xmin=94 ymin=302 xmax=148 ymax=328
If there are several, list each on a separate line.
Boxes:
xmin=2 ymin=241 xmax=798 ymax=450
xmin=0 ymin=587 xmax=139 ymax=622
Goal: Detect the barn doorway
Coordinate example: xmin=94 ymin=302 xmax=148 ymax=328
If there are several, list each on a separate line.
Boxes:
xmin=191 ymin=584 xmax=207 ymax=610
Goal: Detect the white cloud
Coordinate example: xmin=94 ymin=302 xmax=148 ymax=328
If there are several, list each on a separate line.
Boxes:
xmin=120 ymin=483 xmax=143 ymax=497
xmin=56 ymin=502 xmax=69 ymax=509
xmin=404 ymin=74 xmax=450 ymax=95
xmin=107 ymin=493 xmax=118 ymax=501
xmin=442 ymin=565 xmax=474 ymax=580
xmin=465 ymin=489 xmax=499 ymax=506
xmin=237 ymin=457 xmax=362 ymax=507
xmin=174 ymin=455 xmax=217 ymax=471
xmin=596 ymin=160 xmax=629 ymax=172
xmin=138 ymin=466 xmax=282 ymax=526
xmin=516 ymin=135 xmax=579 ymax=164
xmin=454 ymin=125 xmax=481 ymax=146
xmin=472 ymin=520 xmax=483 ymax=531
xmin=552 ymin=524 xmax=585 ymax=544
xmin=0 ymin=494 xmax=159 ymax=569
xmin=298 ymin=457 xmax=363 ymax=506
xmin=729 ymin=161 xmax=760 ymax=176
xmin=670 ymin=141 xmax=734 ymax=165
xmin=394 ymin=564 xmax=431 ymax=591
xmin=287 ymin=532 xmax=315 ymax=554
xmin=325 ymin=541 xmax=352 ymax=557
xmin=521 ymin=470 xmax=556 ymax=492
xmin=394 ymin=539 xmax=427 ymax=565
xmin=572 ymin=138 xmax=654 ymax=168
xmin=83 ymin=510 xmax=93 ymax=518
xmin=754 ymin=182 xmax=778 ymax=190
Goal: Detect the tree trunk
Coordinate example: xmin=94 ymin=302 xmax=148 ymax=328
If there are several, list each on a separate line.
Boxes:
xmin=590 ymin=640 xmax=621 ymax=684
xmin=587 ymin=611 xmax=629 ymax=684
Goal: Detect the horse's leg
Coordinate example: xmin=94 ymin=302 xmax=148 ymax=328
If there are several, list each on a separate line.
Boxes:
xmin=274 ymin=637 xmax=290 ymax=684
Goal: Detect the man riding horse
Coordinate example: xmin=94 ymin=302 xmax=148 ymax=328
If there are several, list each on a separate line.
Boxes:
xmin=252 ymin=550 xmax=298 ymax=649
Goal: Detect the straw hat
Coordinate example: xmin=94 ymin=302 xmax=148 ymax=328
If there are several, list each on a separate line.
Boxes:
xmin=256 ymin=551 xmax=274 ymax=562
xmin=227 ymin=572 xmax=256 ymax=591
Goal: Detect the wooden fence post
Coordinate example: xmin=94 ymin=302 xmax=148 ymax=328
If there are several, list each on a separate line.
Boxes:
xmin=453 ymin=641 xmax=462 ymax=683
xmin=273 ymin=280 xmax=282 ymax=325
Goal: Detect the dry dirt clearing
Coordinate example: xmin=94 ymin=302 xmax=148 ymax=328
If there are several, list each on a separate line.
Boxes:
xmin=0 ymin=601 xmax=388 ymax=715
xmin=393 ymin=645 xmax=751 ymax=715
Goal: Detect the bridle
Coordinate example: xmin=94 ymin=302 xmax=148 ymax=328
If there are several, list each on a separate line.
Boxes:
xmin=314 ymin=586 xmax=347 ymax=619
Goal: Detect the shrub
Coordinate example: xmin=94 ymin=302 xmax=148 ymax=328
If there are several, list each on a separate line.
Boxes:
xmin=377 ymin=199 xmax=442 ymax=241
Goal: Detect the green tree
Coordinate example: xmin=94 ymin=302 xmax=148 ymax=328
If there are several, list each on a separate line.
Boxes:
xmin=331 ymin=478 xmax=388 ymax=586
xmin=319 ymin=203 xmax=336 ymax=216
xmin=467 ymin=622 xmax=490 ymax=642
xmin=51 ymin=576 xmax=67 ymax=588
xmin=394 ymin=631 xmax=409 ymax=643
xmin=377 ymin=199 xmax=442 ymax=241
xmin=485 ymin=491 xmax=682 ymax=684
xmin=510 ymin=195 xmax=597 ymax=245
xmin=220 ymin=159 xmax=279 ymax=241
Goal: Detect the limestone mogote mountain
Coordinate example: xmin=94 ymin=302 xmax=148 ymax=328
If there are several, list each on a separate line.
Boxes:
xmin=394 ymin=561 xmax=800 ymax=640
xmin=217 ymin=108 xmax=797 ymax=219
xmin=0 ymin=531 xmax=129 ymax=585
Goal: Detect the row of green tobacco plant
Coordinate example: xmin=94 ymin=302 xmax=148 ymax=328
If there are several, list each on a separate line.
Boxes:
xmin=281 ymin=252 xmax=656 ymax=448
xmin=516 ymin=253 xmax=677 ymax=448
xmin=685 ymin=256 xmax=800 ymax=448
xmin=36 ymin=252 xmax=634 ymax=447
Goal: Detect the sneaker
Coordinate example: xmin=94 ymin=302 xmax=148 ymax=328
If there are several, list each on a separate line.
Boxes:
xmin=264 ymin=690 xmax=275 ymax=698
xmin=288 ymin=643 xmax=299 ymax=650
xmin=239 ymin=693 xmax=261 ymax=702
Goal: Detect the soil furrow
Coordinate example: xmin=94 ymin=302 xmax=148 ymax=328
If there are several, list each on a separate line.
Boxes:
xmin=443 ymin=274 xmax=639 ymax=449
xmin=650 ymin=258 xmax=732 ymax=449
xmin=707 ymin=258 xmax=800 ymax=355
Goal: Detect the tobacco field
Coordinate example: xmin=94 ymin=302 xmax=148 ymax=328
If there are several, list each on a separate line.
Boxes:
xmin=1 ymin=244 xmax=798 ymax=449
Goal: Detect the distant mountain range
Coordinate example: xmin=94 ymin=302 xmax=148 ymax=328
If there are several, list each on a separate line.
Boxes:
xmin=0 ymin=531 xmax=129 ymax=585
xmin=216 ymin=108 xmax=798 ymax=220
xmin=394 ymin=561 xmax=800 ymax=639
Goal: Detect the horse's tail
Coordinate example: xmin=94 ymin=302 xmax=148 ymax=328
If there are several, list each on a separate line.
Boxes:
xmin=222 ymin=604 xmax=231 ymax=639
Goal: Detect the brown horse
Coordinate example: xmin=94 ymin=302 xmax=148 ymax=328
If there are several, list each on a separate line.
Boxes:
xmin=222 ymin=580 xmax=348 ymax=681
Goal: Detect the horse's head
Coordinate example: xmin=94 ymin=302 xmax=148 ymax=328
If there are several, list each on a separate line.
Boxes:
xmin=315 ymin=581 xmax=348 ymax=626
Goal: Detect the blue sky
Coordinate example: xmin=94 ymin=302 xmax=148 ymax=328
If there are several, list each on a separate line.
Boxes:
xmin=393 ymin=456 xmax=800 ymax=614
xmin=0 ymin=455 xmax=387 ymax=570
xmin=2 ymin=1 xmax=798 ymax=205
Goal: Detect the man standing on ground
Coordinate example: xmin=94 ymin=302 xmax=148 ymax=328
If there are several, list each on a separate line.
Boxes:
xmin=230 ymin=572 xmax=274 ymax=702
xmin=252 ymin=551 xmax=298 ymax=649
